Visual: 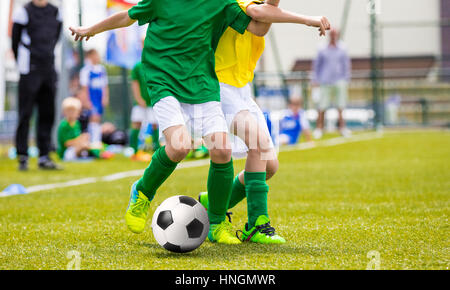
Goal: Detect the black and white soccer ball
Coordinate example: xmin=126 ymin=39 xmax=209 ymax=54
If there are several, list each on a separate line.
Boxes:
xmin=151 ymin=195 xmax=209 ymax=253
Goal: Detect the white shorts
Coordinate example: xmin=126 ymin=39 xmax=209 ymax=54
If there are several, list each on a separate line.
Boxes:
xmin=318 ymin=81 xmax=348 ymax=111
xmin=153 ymin=96 xmax=228 ymax=141
xmin=219 ymin=83 xmax=275 ymax=157
xmin=131 ymin=106 xmax=158 ymax=125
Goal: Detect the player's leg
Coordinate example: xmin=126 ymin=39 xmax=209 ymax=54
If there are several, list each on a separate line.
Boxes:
xmin=228 ymin=86 xmax=285 ymax=243
xmin=36 ymin=70 xmax=60 ymax=170
xmin=130 ymin=106 xmax=144 ymax=154
xmin=231 ymin=108 xmax=285 ymax=244
xmin=228 ymin=156 xmax=278 ymax=211
xmin=87 ymin=94 xmax=104 ymax=147
xmin=15 ymin=73 xmax=39 ymax=170
xmin=88 ymin=114 xmax=103 ymax=146
xmin=337 ymin=81 xmax=351 ymax=137
xmin=126 ymin=97 xmax=190 ymax=234
xmin=200 ymin=84 xmax=278 ymax=212
xmin=201 ymin=102 xmax=240 ymax=244
xmin=147 ymin=107 xmax=161 ymax=151
xmin=314 ymin=85 xmax=330 ymax=139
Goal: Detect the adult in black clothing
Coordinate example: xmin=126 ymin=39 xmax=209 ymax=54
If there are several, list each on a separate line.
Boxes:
xmin=12 ymin=0 xmax=62 ymax=170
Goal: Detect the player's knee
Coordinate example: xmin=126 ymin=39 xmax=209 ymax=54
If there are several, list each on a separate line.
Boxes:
xmin=266 ymin=158 xmax=279 ymax=180
xmin=132 ymin=122 xmax=142 ymax=130
xmin=209 ymin=148 xmax=232 ymax=164
xmin=167 ymin=147 xmax=190 ymax=162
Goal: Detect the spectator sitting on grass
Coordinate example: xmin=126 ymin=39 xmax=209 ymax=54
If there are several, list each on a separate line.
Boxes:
xmin=57 ymin=97 xmax=103 ymax=161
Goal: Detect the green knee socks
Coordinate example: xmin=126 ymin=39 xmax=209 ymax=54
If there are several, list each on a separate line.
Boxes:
xmin=245 ymin=172 xmax=269 ymax=228
xmin=130 ymin=128 xmax=140 ymax=153
xmin=207 ymin=160 xmax=234 ymax=225
xmin=228 ymin=175 xmax=246 ymax=210
xmin=136 ymin=146 xmax=178 ymax=201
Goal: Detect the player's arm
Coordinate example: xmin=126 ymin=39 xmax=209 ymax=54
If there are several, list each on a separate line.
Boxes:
xmin=246 ymin=4 xmax=330 ymax=36
xmin=65 ymin=134 xmax=90 ymax=152
xmin=79 ymin=68 xmax=92 ymax=109
xmin=11 ymin=7 xmax=28 ymax=60
xmin=246 ymin=20 xmax=270 ymax=37
xmin=69 ymin=11 xmax=136 ymax=41
xmin=80 ymin=86 xmax=92 ymax=109
xmin=102 ymin=86 xmax=110 ymax=108
xmin=131 ymin=81 xmax=147 ymax=108
xmin=245 ymin=0 xmax=280 ymax=37
xmin=102 ymin=71 xmax=110 ymax=107
xmin=11 ymin=23 xmax=23 ymax=61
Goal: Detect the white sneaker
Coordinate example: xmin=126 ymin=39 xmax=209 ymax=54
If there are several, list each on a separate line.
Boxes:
xmin=313 ymin=129 xmax=323 ymax=140
xmin=340 ymin=128 xmax=352 ymax=138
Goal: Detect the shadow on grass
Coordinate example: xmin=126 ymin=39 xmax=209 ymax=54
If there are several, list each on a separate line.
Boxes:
xmin=141 ymin=241 xmax=325 ymax=261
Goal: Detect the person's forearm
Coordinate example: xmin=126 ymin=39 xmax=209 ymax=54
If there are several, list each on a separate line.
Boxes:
xmin=80 ymin=87 xmax=92 ymax=108
xmin=265 ymin=0 xmax=280 ymax=7
xmin=11 ymin=23 xmax=23 ymax=60
xmin=89 ymin=11 xmax=135 ymax=35
xmin=132 ymin=81 xmax=146 ymax=107
xmin=103 ymin=87 xmax=110 ymax=106
xmin=70 ymin=11 xmax=135 ymax=41
xmin=248 ymin=5 xmax=315 ymax=26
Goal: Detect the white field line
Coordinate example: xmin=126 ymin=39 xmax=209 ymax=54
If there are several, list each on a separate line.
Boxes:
xmin=0 ymin=132 xmax=383 ymax=198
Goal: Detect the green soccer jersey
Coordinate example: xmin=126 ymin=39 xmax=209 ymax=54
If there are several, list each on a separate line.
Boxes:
xmin=131 ymin=62 xmax=152 ymax=107
xmin=57 ymin=119 xmax=82 ymax=159
xmin=128 ymin=0 xmax=252 ymax=106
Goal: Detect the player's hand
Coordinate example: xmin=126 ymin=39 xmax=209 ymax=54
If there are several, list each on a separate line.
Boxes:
xmin=69 ymin=26 xmax=95 ymax=42
xmin=306 ymin=16 xmax=331 ymax=37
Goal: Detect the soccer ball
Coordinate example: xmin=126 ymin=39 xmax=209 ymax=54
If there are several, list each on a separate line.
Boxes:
xmin=151 ymin=195 xmax=209 ymax=253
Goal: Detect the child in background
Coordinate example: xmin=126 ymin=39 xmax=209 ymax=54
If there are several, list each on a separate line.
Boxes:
xmin=57 ymin=98 xmax=97 ymax=161
xmin=279 ymin=95 xmax=313 ymax=145
xmin=79 ymin=49 xmax=110 ymax=148
xmin=130 ymin=59 xmax=159 ymax=162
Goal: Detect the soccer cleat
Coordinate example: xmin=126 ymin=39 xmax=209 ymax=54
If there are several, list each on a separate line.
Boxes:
xmin=236 ymin=215 xmax=286 ymax=244
xmin=131 ymin=151 xmax=152 ymax=162
xmin=208 ymin=220 xmax=241 ymax=244
xmin=194 ymin=145 xmax=209 ymax=159
xmin=125 ymin=181 xmax=152 ymax=234
xmin=38 ymin=156 xmax=62 ymax=170
xmin=18 ymin=155 xmax=29 ymax=171
xmin=198 ymin=192 xmax=233 ymax=223
xmin=198 ymin=192 xmax=209 ymax=209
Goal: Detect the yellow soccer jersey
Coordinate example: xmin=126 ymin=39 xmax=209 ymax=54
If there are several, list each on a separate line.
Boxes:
xmin=215 ymin=0 xmax=265 ymax=88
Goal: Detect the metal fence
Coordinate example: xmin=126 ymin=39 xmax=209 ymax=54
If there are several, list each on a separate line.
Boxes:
xmin=253 ymin=70 xmax=450 ymax=128
xmin=1 ymin=68 xmax=449 ymax=143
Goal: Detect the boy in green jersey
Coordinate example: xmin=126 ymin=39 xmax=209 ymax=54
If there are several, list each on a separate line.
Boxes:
xmin=57 ymin=97 xmax=102 ymax=161
xmin=70 ymin=0 xmax=271 ymax=244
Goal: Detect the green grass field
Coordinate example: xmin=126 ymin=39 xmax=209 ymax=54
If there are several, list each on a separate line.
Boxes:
xmin=0 ymin=130 xmax=448 ymax=270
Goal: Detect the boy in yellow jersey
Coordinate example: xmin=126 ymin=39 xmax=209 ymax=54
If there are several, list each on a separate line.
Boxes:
xmin=199 ymin=0 xmax=330 ymax=244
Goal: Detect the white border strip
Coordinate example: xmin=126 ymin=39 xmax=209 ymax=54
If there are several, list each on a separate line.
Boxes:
xmin=0 ymin=132 xmax=383 ymax=198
